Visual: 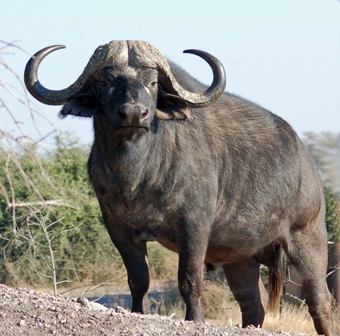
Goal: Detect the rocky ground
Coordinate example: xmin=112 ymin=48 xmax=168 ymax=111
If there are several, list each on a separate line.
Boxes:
xmin=0 ymin=285 xmax=307 ymax=336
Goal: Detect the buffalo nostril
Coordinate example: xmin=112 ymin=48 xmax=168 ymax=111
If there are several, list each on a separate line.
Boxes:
xmin=119 ymin=103 xmax=148 ymax=121
xmin=119 ymin=104 xmax=129 ymax=118
xmin=134 ymin=104 xmax=149 ymax=120
xmin=141 ymin=109 xmax=149 ymax=120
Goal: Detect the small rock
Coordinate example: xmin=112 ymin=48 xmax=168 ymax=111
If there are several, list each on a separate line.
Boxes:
xmin=18 ymin=320 xmax=26 ymax=327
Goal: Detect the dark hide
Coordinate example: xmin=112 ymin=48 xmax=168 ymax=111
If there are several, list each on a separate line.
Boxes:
xmin=61 ymin=62 xmax=333 ymax=335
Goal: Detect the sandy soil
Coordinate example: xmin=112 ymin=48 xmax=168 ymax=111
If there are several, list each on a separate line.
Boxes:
xmin=0 ymin=284 xmax=306 ymax=336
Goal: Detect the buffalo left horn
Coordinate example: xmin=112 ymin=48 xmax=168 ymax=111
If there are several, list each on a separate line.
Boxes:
xmin=158 ymin=49 xmax=226 ymax=108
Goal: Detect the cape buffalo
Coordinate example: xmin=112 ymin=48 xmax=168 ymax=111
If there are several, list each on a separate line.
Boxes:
xmin=24 ymin=40 xmax=333 ymax=335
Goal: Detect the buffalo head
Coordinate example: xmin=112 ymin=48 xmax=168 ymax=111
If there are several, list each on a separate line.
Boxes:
xmin=24 ymin=41 xmax=226 ymax=139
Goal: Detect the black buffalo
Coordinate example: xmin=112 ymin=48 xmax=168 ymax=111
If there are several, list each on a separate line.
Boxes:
xmin=24 ymin=40 xmax=333 ymax=335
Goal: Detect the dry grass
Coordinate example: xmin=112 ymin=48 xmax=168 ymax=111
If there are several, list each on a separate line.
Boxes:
xmin=166 ymin=280 xmax=340 ymax=335
xmin=144 ymin=245 xmax=340 ymax=335
xmin=265 ymin=304 xmax=340 ymax=335
xmin=264 ymin=304 xmax=315 ymax=335
xmin=165 ymin=281 xmax=241 ymax=325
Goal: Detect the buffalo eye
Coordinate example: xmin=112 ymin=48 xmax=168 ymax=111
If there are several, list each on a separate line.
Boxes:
xmin=149 ymin=81 xmax=158 ymax=94
xmin=98 ymin=80 xmax=110 ymax=89
xmin=97 ymin=80 xmax=116 ymax=97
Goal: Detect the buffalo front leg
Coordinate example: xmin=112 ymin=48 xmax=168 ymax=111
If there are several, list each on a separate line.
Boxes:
xmin=177 ymin=223 xmax=209 ymax=321
xmin=121 ymin=240 xmax=149 ymax=313
xmin=223 ymin=259 xmax=265 ymax=328
xmin=104 ymin=224 xmax=150 ymax=313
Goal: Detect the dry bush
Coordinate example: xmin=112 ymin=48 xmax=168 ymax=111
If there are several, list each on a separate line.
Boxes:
xmin=0 ymin=41 xmax=127 ymax=293
xmin=201 ymin=280 xmax=240 ymax=325
xmin=148 ymin=242 xmax=178 ymax=282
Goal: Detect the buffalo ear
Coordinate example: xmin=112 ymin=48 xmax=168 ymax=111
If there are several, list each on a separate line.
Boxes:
xmin=156 ymin=93 xmax=192 ymax=121
xmin=59 ymin=90 xmax=98 ymax=118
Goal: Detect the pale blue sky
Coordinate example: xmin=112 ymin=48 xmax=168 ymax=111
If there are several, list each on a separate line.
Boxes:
xmin=1 ymin=0 xmax=340 ymax=143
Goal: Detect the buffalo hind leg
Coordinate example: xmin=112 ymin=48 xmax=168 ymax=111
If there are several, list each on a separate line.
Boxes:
xmin=223 ymin=259 xmax=265 ymax=328
xmin=285 ymin=222 xmax=333 ymax=335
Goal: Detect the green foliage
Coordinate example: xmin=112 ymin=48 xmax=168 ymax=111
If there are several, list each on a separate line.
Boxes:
xmin=325 ymin=187 xmax=340 ymax=242
xmin=0 ymin=134 xmax=124 ymax=288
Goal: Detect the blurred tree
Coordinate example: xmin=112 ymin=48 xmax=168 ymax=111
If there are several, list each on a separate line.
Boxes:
xmin=304 ymin=132 xmax=340 ymax=305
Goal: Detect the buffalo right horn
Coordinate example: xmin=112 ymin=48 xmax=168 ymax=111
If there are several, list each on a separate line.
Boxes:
xmin=24 ymin=45 xmax=95 ymax=105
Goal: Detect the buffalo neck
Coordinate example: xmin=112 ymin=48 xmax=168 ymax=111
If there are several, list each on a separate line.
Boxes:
xmin=92 ymin=120 xmax=169 ymax=199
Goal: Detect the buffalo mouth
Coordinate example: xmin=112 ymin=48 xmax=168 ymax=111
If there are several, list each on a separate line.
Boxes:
xmin=114 ymin=125 xmax=150 ymax=132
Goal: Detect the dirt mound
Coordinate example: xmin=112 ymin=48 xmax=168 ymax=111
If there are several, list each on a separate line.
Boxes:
xmin=0 ymin=285 xmax=305 ymax=335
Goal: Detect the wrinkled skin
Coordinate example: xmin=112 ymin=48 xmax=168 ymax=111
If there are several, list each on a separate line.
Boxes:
xmin=27 ymin=47 xmax=334 ymax=335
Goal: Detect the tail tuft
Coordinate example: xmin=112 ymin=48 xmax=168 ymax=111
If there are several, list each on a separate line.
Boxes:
xmin=267 ymin=244 xmax=285 ymax=314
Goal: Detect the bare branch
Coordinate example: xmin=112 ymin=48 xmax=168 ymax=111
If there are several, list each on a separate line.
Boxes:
xmin=7 ymin=199 xmax=78 ymax=210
